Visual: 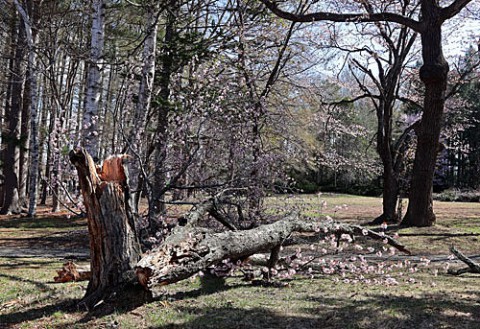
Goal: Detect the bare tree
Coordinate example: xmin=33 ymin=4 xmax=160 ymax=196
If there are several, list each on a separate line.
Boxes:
xmin=260 ymin=0 xmax=476 ymax=227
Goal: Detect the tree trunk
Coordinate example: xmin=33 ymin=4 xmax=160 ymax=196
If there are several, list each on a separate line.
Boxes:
xmin=82 ymin=0 xmax=105 ymax=158
xmin=1 ymin=10 xmax=25 ymax=215
xmin=69 ymin=148 xmax=142 ymax=309
xmin=13 ymin=0 xmax=41 ymax=217
xmin=373 ymin=167 xmax=400 ymax=225
xmin=402 ymin=5 xmax=448 ymax=227
xmin=127 ymin=3 xmax=158 ymax=214
xmin=148 ymin=3 xmax=177 ymax=229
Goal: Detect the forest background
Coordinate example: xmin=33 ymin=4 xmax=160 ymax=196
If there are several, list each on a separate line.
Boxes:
xmin=0 ymin=0 xmax=479 ymax=230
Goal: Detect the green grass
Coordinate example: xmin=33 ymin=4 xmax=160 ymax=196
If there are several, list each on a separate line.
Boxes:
xmin=1 ymin=195 xmax=480 ymax=328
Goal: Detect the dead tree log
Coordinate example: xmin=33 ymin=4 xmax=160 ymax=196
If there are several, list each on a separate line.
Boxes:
xmin=136 ymin=209 xmax=410 ymax=290
xmin=69 ymin=148 xmax=142 ymax=309
xmin=448 ymin=245 xmax=480 ymax=275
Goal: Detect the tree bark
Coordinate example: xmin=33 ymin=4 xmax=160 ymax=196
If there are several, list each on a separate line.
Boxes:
xmin=148 ymin=2 xmax=177 ymax=229
xmin=402 ymin=4 xmax=449 ymax=227
xmin=1 ymin=10 xmax=25 ymax=215
xmin=82 ymin=0 xmax=105 ymax=158
xmin=136 ymin=211 xmax=410 ymax=290
xmin=12 ymin=0 xmax=41 ymax=217
xmin=448 ymin=246 xmax=480 ymax=275
xmin=69 ymin=148 xmax=142 ymax=309
xmin=127 ymin=3 xmax=159 ymax=215
xmin=54 ymin=261 xmax=91 ymax=283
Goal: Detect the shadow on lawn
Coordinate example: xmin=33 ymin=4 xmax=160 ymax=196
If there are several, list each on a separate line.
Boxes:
xmin=0 ymin=216 xmax=86 ymax=229
xmin=2 ymin=276 xmax=480 ymax=328
xmin=0 ymin=277 xmax=243 ymax=328
xmin=146 ymin=289 xmax=480 ymax=329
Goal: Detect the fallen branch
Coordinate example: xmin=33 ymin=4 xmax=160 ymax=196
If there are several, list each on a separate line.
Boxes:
xmin=448 ymin=245 xmax=480 ymax=275
xmin=135 ymin=213 xmax=410 ymax=290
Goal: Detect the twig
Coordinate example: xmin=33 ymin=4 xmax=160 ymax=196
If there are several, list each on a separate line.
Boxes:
xmin=41 ymin=178 xmax=83 ymax=216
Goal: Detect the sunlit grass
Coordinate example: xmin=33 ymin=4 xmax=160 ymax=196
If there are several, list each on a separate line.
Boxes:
xmin=2 ymin=195 xmax=480 ymax=328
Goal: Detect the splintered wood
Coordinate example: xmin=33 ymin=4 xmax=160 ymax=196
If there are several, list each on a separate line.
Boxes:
xmin=54 ymin=261 xmax=91 ymax=283
xmin=96 ymin=154 xmax=130 ymax=183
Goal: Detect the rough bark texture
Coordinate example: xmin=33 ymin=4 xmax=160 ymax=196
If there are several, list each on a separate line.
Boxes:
xmin=1 ymin=10 xmax=25 ymax=215
xmin=69 ymin=148 xmax=141 ymax=309
xmin=148 ymin=1 xmax=177 ymax=228
xmin=136 ymin=212 xmax=410 ymax=290
xmin=402 ymin=4 xmax=448 ymax=227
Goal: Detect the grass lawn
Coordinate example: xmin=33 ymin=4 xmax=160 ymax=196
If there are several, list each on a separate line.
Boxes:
xmin=1 ymin=194 xmax=480 ymax=328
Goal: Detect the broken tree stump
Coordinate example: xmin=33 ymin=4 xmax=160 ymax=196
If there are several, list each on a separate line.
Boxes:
xmin=69 ymin=148 xmax=142 ymax=309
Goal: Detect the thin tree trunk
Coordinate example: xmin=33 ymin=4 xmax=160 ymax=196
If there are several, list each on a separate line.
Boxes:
xmin=18 ymin=64 xmax=31 ymax=209
xmin=0 ymin=15 xmax=17 ymax=209
xmin=148 ymin=3 xmax=176 ymax=229
xmin=13 ymin=0 xmax=41 ymax=217
xmin=128 ymin=3 xmax=159 ymax=214
xmin=82 ymin=0 xmax=105 ymax=158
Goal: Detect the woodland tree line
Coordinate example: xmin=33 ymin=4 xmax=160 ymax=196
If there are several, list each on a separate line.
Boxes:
xmin=0 ymin=0 xmax=479 ymax=226
xmin=1 ymin=0 xmax=479 ymax=309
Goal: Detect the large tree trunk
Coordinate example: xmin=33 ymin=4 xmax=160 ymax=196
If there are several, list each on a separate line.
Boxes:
xmin=1 ymin=10 xmax=25 ymax=215
xmin=69 ymin=148 xmax=142 ymax=309
xmin=402 ymin=5 xmax=448 ymax=227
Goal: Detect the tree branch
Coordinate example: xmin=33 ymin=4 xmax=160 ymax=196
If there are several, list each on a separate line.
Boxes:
xmin=448 ymin=245 xmax=480 ymax=275
xmin=259 ymin=0 xmax=423 ymax=32
xmin=441 ymin=0 xmax=475 ymax=21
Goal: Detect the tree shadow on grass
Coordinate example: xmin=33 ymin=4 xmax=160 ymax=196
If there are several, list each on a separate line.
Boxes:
xmin=0 ymin=216 xmax=86 ymax=229
xmin=302 ymin=290 xmax=480 ymax=329
xmin=0 ymin=270 xmax=245 ymax=328
xmin=0 ymin=272 xmax=54 ymax=291
xmin=0 ymin=258 xmax=59 ymax=269
xmin=75 ymin=277 xmax=246 ymax=326
xmin=0 ymin=269 xmax=82 ymax=327
xmin=143 ymin=287 xmax=480 ymax=329
xmin=0 ymin=298 xmax=81 ymax=327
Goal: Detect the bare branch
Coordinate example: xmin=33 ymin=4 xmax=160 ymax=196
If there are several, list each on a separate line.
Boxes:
xmin=259 ymin=0 xmax=423 ymax=32
xmin=448 ymin=245 xmax=480 ymax=275
xmin=441 ymin=0 xmax=475 ymax=21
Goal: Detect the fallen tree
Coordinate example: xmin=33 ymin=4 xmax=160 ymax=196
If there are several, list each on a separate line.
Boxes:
xmin=135 ymin=206 xmax=410 ymax=289
xmin=69 ymin=148 xmax=410 ymax=308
